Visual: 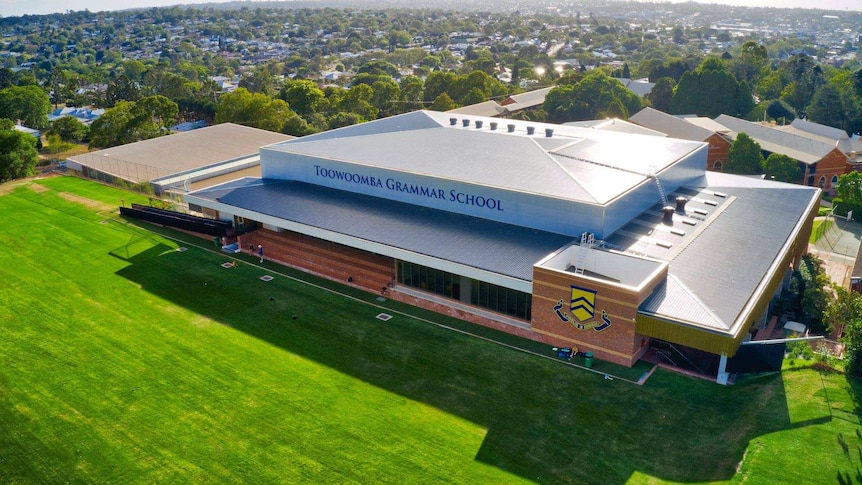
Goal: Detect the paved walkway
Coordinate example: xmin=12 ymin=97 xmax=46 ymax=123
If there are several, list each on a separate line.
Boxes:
xmin=809 ymin=215 xmax=862 ymax=288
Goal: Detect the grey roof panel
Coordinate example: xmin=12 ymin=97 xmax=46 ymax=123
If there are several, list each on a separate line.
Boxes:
xmin=713 ymin=115 xmax=839 ymax=164
xmin=198 ymin=179 xmax=574 ymax=280
xmin=630 ymin=107 xmax=714 ymax=141
xmin=69 ymin=123 xmax=293 ymax=183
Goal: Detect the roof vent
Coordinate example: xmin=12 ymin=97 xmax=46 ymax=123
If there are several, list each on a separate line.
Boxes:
xmin=507 ymin=124 xmax=515 ymax=133
xmin=475 ymin=120 xmax=483 ymax=129
xmin=675 ymin=196 xmax=688 ymax=212
xmin=490 ymin=122 xmax=498 ymax=130
xmin=462 ymin=119 xmax=470 ymax=127
xmin=449 ymin=117 xmax=457 ymax=126
xmin=662 ymin=206 xmax=675 ymax=224
xmin=527 ymin=126 xmax=535 ymax=135
xmin=545 ymin=128 xmax=554 ymax=137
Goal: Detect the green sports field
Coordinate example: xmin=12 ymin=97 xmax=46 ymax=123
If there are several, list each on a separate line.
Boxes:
xmin=1 ymin=175 xmax=861 ymax=483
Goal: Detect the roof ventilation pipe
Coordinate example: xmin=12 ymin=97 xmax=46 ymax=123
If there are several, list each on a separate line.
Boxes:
xmin=507 ymin=124 xmax=516 ymax=133
xmin=490 ymin=122 xmax=498 ymax=130
xmin=675 ymin=196 xmax=688 ymax=212
xmin=527 ymin=126 xmax=535 ymax=135
xmin=449 ymin=118 xmax=457 ymax=126
xmin=545 ymin=128 xmax=554 ymax=137
xmin=475 ymin=120 xmax=483 ymax=129
xmin=462 ymin=119 xmax=470 ymax=127
xmin=662 ymin=206 xmax=675 ymax=224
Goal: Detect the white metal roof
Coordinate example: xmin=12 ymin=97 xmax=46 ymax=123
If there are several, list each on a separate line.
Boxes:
xmin=264 ymin=110 xmax=703 ymax=205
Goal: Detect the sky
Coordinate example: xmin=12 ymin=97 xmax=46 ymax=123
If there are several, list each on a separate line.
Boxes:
xmin=1 ymin=0 xmax=860 ymax=18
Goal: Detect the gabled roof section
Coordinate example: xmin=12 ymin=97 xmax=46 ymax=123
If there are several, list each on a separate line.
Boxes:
xmin=630 ymin=107 xmax=715 ymax=142
xmin=264 ymin=110 xmax=704 ymax=205
xmin=564 ymin=118 xmax=667 ymax=137
xmin=500 ymin=87 xmax=552 ymax=109
xmin=69 ymin=123 xmax=293 ymax=183
xmin=447 ymin=100 xmax=503 ymax=117
xmin=774 ymin=118 xmax=862 ymax=155
xmin=713 ymin=115 xmax=842 ymax=165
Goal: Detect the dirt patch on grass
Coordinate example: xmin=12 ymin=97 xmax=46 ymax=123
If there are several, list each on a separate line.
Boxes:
xmin=28 ymin=183 xmax=49 ymax=193
xmin=58 ymin=192 xmax=115 ymax=212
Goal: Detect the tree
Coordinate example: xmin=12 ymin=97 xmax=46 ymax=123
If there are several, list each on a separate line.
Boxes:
xmin=835 ymin=172 xmax=862 ymax=204
xmin=762 ymin=153 xmax=801 ymax=183
xmin=838 ymin=286 xmax=862 ymax=375
xmin=429 ymin=92 xmax=455 ymax=111
xmin=726 ymin=132 xmax=763 ymax=175
xmin=89 ymin=95 xmax=178 ymax=149
xmin=104 ymin=74 xmax=141 ymax=108
xmin=670 ymin=59 xmax=753 ymax=118
xmin=216 ymin=88 xmax=295 ymax=133
xmin=0 ymin=85 xmax=52 ymax=129
xmin=0 ymin=129 xmax=39 ymax=182
xmin=765 ymin=99 xmax=796 ymax=123
xmin=48 ymin=116 xmax=89 ymax=142
xmin=645 ymin=77 xmax=674 ymax=113
xmin=543 ymin=69 xmax=642 ymax=123
xmin=806 ymin=82 xmax=859 ymax=134
xmin=731 ymin=41 xmax=768 ymax=85
xmin=280 ymin=79 xmax=326 ymax=118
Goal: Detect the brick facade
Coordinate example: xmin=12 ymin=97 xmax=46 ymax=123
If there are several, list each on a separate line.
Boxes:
xmin=530 ymin=266 xmax=656 ymax=367
xmin=705 ymin=133 xmax=731 ymax=172
xmin=802 ymin=148 xmax=849 ymax=195
xmin=239 ymin=228 xmax=395 ymax=295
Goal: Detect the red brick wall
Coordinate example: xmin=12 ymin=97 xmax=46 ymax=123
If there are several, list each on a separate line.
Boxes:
xmin=530 ymin=267 xmax=647 ymax=367
xmin=239 ymin=229 xmax=395 ymax=294
xmin=706 ymin=134 xmax=731 ymax=172
xmin=805 ymin=149 xmax=848 ymax=195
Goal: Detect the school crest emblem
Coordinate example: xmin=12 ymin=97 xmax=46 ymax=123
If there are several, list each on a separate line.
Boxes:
xmin=552 ymin=285 xmax=612 ymax=331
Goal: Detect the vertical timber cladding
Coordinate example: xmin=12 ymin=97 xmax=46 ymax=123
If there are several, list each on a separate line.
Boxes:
xmin=531 ymin=267 xmax=645 ymax=367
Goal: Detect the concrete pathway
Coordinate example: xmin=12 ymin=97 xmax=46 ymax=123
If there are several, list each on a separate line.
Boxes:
xmin=810 ymin=215 xmax=862 ymax=288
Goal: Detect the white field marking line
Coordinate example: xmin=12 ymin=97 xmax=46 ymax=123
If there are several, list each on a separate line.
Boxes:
xmin=146 ymin=230 xmax=645 ymax=386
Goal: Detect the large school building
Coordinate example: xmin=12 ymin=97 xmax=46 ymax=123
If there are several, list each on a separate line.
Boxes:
xmin=186 ymin=110 xmax=819 ymax=383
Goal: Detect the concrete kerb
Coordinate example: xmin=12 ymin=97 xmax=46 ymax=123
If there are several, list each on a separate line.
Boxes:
xmin=147 ymin=227 xmax=648 ymax=386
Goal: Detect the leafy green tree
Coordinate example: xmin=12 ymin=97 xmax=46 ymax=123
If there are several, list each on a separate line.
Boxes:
xmin=0 ymin=85 xmax=52 ymax=129
xmin=337 ymin=84 xmax=377 ymax=121
xmin=280 ymin=80 xmax=326 ymax=118
xmin=238 ymin=65 xmax=277 ymax=97
xmin=670 ymin=59 xmax=752 ymax=118
xmin=837 ymin=286 xmax=862 ymax=375
xmin=543 ymin=69 xmax=642 ymax=123
xmin=89 ymin=95 xmax=178 ymax=148
xmin=799 ymin=255 xmax=830 ymax=333
xmin=806 ymin=82 xmax=859 ymax=134
xmin=423 ymin=71 xmax=456 ymax=103
xmin=726 ymin=132 xmax=763 ymax=175
xmin=216 ymin=88 xmax=294 ymax=133
xmin=328 ymin=111 xmax=366 ymax=129
xmin=0 ymin=118 xmax=15 ymax=131
xmin=762 ymin=153 xmax=801 ymax=183
xmin=765 ymin=99 xmax=796 ymax=123
xmin=104 ymin=74 xmax=141 ymax=108
xmin=835 ymin=171 xmax=862 ymax=204
xmin=645 ymin=77 xmax=674 ymax=113
xmin=48 ymin=116 xmax=89 ymax=142
xmin=0 ymin=129 xmax=39 ymax=182
xmin=429 ymin=92 xmax=455 ymax=111
xmin=731 ymin=41 xmax=768 ymax=85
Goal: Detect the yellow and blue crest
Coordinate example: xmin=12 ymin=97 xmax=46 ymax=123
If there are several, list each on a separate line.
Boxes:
xmin=570 ymin=285 xmax=596 ymax=322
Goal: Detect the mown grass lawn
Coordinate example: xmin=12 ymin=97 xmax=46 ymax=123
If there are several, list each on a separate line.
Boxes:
xmin=1 ymin=175 xmax=861 ymax=484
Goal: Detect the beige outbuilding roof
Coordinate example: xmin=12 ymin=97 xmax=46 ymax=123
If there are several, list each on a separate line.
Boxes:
xmin=68 ymin=123 xmax=294 ymax=183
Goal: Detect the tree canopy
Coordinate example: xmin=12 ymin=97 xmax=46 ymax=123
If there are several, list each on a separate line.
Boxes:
xmin=0 ymin=85 xmax=52 ymax=129
xmin=0 ymin=128 xmax=39 ymax=183
xmin=761 ymin=153 xmax=801 ymax=183
xmin=543 ymin=70 xmax=643 ymax=123
xmin=670 ymin=59 xmax=754 ymax=118
xmin=726 ymin=132 xmax=763 ymax=175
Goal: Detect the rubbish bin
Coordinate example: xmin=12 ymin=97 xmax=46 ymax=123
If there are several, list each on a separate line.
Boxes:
xmin=584 ymin=352 xmax=594 ymax=368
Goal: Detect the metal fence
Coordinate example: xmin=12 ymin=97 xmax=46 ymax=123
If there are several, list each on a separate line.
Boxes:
xmin=73 ymin=153 xmax=173 ymax=184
